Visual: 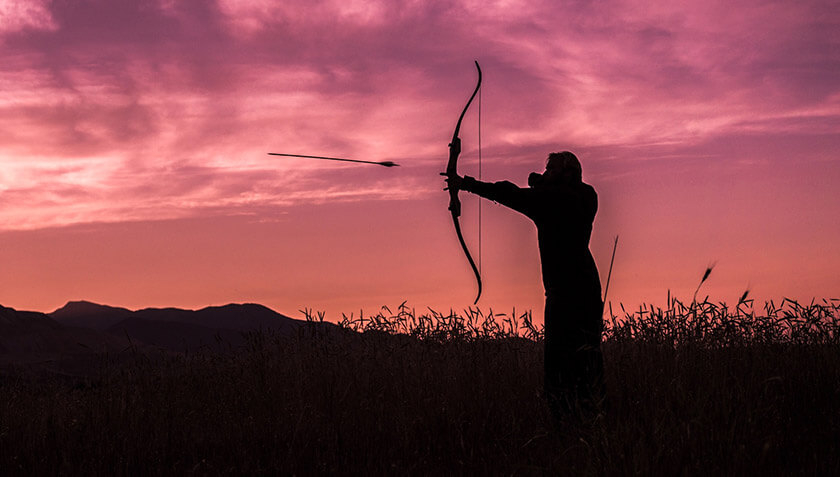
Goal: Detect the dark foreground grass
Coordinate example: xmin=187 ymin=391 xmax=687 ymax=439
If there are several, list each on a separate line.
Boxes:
xmin=1 ymin=298 xmax=839 ymax=475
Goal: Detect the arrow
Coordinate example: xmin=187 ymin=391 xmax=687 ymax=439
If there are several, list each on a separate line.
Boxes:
xmin=267 ymin=153 xmax=399 ymax=167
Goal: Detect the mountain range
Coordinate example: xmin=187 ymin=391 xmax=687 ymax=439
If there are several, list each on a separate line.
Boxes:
xmin=1 ymin=301 xmax=334 ymax=367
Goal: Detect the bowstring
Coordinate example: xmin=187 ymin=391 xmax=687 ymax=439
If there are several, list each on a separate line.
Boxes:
xmin=478 ymin=82 xmax=482 ymax=276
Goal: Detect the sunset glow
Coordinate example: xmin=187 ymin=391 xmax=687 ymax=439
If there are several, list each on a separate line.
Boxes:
xmin=1 ymin=0 xmax=838 ymax=320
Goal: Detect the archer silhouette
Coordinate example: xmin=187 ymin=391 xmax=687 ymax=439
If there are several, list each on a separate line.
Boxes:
xmin=446 ymin=151 xmax=604 ymax=421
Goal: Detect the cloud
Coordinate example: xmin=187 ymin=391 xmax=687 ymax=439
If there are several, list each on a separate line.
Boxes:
xmin=0 ymin=0 xmax=838 ymax=230
xmin=0 ymin=0 xmax=56 ymax=34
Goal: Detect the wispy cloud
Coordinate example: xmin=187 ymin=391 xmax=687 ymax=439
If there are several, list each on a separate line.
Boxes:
xmin=0 ymin=0 xmax=56 ymax=33
xmin=1 ymin=0 xmax=837 ymax=230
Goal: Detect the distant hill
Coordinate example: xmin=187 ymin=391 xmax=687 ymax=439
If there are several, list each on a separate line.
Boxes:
xmin=50 ymin=301 xmax=133 ymax=330
xmin=0 ymin=304 xmax=128 ymax=359
xmin=50 ymin=301 xmax=302 ymax=334
xmin=130 ymin=303 xmax=301 ymax=333
xmin=1 ymin=301 xmax=342 ymax=364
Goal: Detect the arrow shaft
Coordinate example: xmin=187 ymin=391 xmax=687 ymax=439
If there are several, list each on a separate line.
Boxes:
xmin=267 ymin=153 xmax=396 ymax=167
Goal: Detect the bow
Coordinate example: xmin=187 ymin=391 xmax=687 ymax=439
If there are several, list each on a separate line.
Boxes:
xmin=446 ymin=60 xmax=482 ymax=304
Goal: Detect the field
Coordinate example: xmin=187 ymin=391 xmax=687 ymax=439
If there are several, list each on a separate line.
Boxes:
xmin=2 ymin=297 xmax=839 ymax=475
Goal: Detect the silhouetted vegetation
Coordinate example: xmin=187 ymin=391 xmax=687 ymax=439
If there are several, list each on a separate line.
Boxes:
xmin=2 ymin=298 xmax=839 ymax=474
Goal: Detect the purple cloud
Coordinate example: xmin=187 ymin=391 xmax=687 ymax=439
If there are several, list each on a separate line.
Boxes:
xmin=0 ymin=0 xmax=837 ymax=230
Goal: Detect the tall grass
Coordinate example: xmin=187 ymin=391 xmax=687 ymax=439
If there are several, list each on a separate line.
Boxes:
xmin=1 ymin=297 xmax=839 ymax=475
xmin=609 ymin=294 xmax=840 ymax=346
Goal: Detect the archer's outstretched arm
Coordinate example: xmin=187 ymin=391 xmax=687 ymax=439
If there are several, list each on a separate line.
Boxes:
xmin=457 ymin=175 xmax=536 ymax=218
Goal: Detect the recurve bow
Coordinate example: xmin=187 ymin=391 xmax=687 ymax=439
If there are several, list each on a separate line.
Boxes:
xmin=446 ymin=61 xmax=482 ymax=304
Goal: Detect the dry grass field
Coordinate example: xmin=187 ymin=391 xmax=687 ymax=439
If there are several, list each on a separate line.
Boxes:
xmin=1 ymin=297 xmax=839 ymax=475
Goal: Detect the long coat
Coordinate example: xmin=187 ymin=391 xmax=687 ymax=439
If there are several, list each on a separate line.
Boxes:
xmin=460 ymin=176 xmax=604 ymax=414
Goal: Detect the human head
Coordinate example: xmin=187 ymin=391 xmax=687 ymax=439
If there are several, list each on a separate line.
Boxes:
xmin=545 ymin=151 xmax=582 ymax=184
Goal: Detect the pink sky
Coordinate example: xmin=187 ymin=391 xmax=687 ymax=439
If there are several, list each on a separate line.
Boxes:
xmin=1 ymin=0 xmax=838 ymax=321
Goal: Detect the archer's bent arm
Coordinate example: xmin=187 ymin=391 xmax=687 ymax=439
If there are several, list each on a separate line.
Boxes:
xmin=459 ymin=176 xmax=537 ymax=218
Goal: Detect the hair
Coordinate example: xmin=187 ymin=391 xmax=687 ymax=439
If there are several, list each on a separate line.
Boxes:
xmin=547 ymin=151 xmax=582 ymax=182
